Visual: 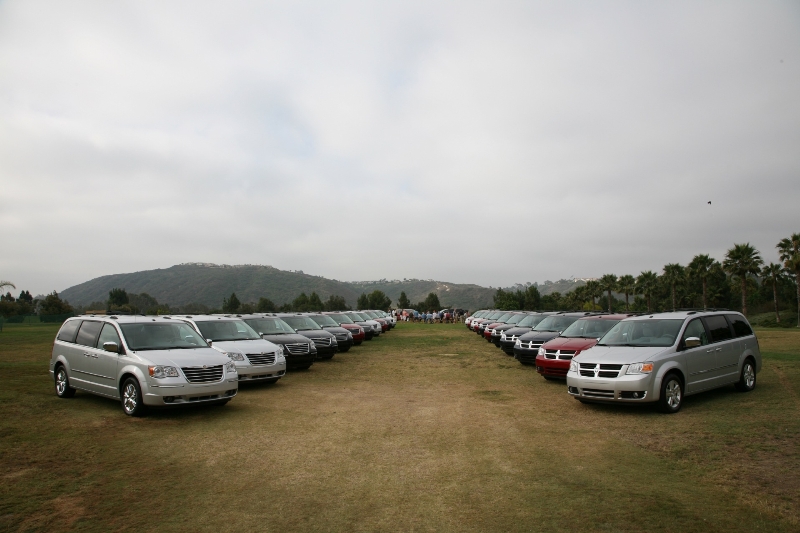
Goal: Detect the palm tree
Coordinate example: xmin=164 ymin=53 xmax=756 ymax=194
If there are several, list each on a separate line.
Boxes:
xmin=687 ymin=254 xmax=717 ymax=310
xmin=617 ymin=275 xmax=636 ymax=312
xmin=777 ymin=233 xmax=800 ymax=327
xmin=598 ymin=274 xmax=618 ymax=312
xmin=722 ymin=243 xmax=763 ymax=316
xmin=662 ymin=263 xmax=685 ymax=311
xmin=0 ymin=281 xmax=15 ymax=293
xmin=761 ymin=263 xmax=785 ymax=324
xmin=635 ymin=271 xmax=658 ymax=312
xmin=584 ymin=280 xmax=602 ymax=310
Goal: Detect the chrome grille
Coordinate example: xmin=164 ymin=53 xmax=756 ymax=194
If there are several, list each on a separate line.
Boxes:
xmin=582 ymin=388 xmax=615 ymax=398
xmin=181 ymin=365 xmax=223 ymax=383
xmin=246 ymin=352 xmax=276 ymax=365
xmin=335 ymin=333 xmax=349 ymax=341
xmin=313 ymin=337 xmax=332 ymax=347
xmin=545 ymin=349 xmax=576 ymax=360
xmin=579 ymin=363 xmax=624 ymax=378
xmin=284 ymin=342 xmax=310 ymax=355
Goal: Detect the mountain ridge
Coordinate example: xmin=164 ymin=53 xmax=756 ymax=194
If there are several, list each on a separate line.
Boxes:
xmin=58 ymin=263 xmax=585 ymax=311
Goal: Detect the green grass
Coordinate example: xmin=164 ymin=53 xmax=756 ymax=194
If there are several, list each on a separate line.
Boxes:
xmin=1 ymin=322 xmax=799 ymax=532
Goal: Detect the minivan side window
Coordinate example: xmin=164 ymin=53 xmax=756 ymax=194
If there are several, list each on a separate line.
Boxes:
xmin=727 ymin=315 xmax=753 ymax=338
xmin=682 ymin=318 xmax=709 ymax=347
xmin=57 ymin=320 xmax=81 ymax=343
xmin=704 ymin=315 xmax=733 ymax=343
xmin=96 ymin=323 xmax=122 ymax=350
xmin=75 ymin=321 xmax=103 ymax=347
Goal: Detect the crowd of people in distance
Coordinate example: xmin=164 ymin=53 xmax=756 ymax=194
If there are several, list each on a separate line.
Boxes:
xmin=392 ymin=308 xmax=466 ymax=323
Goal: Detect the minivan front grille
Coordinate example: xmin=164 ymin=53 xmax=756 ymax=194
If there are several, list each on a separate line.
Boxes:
xmin=335 ymin=333 xmax=349 ymax=341
xmin=582 ymin=388 xmax=615 ymax=398
xmin=246 ymin=352 xmax=276 ymax=365
xmin=313 ymin=337 xmax=332 ymax=347
xmin=579 ymin=363 xmax=624 ymax=378
xmin=181 ymin=365 xmax=224 ymax=383
xmin=545 ymin=349 xmax=576 ymax=360
xmin=284 ymin=342 xmax=310 ymax=355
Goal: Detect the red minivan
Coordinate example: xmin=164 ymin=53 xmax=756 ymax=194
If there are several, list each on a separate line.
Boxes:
xmin=535 ymin=314 xmax=633 ymax=379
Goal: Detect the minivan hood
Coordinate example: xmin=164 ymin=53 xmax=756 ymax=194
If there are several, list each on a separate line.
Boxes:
xmin=574 ymin=345 xmax=669 ymax=364
xmin=518 ymin=331 xmax=560 ymax=342
xmin=541 ymin=337 xmax=599 ymax=352
xmin=134 ymin=347 xmax=230 ymax=367
xmin=503 ymin=327 xmax=532 ymax=336
xmin=210 ymin=338 xmax=280 ymax=353
xmin=260 ymin=333 xmax=315 ymax=345
xmin=294 ymin=329 xmax=335 ymax=339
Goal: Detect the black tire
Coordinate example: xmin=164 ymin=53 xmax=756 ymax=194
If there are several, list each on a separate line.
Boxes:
xmin=657 ymin=373 xmax=684 ymax=414
xmin=54 ymin=365 xmax=76 ymax=398
xmin=734 ymin=358 xmax=757 ymax=392
xmin=121 ymin=377 xmax=147 ymax=417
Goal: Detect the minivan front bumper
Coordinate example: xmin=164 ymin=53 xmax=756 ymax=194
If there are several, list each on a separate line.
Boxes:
xmin=566 ymin=371 xmax=656 ymax=402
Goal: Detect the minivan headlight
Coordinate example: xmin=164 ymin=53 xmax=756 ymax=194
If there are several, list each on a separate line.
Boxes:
xmin=626 ymin=362 xmax=654 ymax=374
xmin=225 ymin=361 xmax=237 ymax=374
xmin=569 ymin=360 xmax=579 ymax=373
xmin=537 ymin=347 xmax=545 ymax=356
xmin=149 ymin=365 xmax=179 ymax=378
xmin=224 ymin=351 xmax=245 ymax=361
xmin=515 ymin=339 xmax=521 ymax=346
xmin=275 ymin=345 xmax=284 ymax=357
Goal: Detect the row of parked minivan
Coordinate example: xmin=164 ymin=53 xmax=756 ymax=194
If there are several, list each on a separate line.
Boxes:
xmin=464 ymin=309 xmax=761 ymax=413
xmin=50 ymin=310 xmax=396 ymax=416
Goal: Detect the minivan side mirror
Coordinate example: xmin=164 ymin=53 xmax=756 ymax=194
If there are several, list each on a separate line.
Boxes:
xmin=206 ymin=339 xmax=213 ymax=346
xmin=103 ymin=341 xmax=119 ymax=353
xmin=684 ymin=337 xmax=701 ymax=349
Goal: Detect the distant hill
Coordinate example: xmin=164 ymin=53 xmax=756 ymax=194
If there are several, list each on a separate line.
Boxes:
xmin=59 ymin=263 xmax=498 ymax=311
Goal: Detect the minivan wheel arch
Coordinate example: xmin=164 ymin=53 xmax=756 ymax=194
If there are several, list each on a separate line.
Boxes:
xmin=655 ymin=366 xmax=685 ymax=400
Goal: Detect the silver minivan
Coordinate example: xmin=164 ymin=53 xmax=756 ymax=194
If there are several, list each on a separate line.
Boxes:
xmin=176 ymin=315 xmax=286 ymax=383
xmin=566 ymin=311 xmax=761 ymax=413
xmin=50 ymin=315 xmax=239 ymax=416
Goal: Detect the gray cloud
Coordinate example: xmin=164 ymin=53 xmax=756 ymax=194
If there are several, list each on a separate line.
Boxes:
xmin=1 ymin=0 xmax=799 ymax=296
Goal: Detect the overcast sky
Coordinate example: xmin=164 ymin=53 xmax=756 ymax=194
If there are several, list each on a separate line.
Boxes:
xmin=1 ymin=0 xmax=799 ymax=296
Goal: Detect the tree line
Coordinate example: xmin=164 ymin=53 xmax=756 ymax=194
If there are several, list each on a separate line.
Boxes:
xmin=491 ymin=233 xmax=800 ymax=328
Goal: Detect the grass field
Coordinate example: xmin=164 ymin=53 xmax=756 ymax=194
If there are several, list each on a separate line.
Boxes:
xmin=1 ymin=322 xmax=799 ymax=532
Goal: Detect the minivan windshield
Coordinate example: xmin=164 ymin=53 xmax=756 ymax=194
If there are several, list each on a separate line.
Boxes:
xmin=348 ymin=312 xmax=369 ymax=322
xmin=282 ymin=316 xmax=322 ymax=331
xmin=120 ymin=322 xmax=208 ymax=351
xmin=328 ymin=313 xmax=355 ymax=324
xmin=533 ymin=315 xmax=580 ymax=332
xmin=598 ymin=319 xmax=683 ymax=347
xmin=194 ymin=319 xmax=261 ymax=341
xmin=516 ymin=314 xmax=540 ymax=328
xmin=561 ymin=318 xmax=620 ymax=339
xmin=505 ymin=313 xmax=525 ymax=325
xmin=309 ymin=315 xmax=340 ymax=327
xmin=242 ymin=317 xmax=296 ymax=335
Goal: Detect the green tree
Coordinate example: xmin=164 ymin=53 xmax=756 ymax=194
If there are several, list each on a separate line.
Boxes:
xmin=256 ymin=297 xmax=277 ymax=312
xmin=357 ymin=293 xmax=369 ymax=309
xmin=584 ymin=280 xmax=602 ymax=310
xmin=636 ymin=271 xmax=658 ymax=313
xmin=367 ymin=290 xmax=392 ymax=310
xmin=540 ymin=291 xmax=562 ymax=310
xmin=722 ymin=243 xmax=763 ymax=316
xmin=617 ymin=275 xmax=635 ymax=312
xmin=599 ymin=274 xmax=618 ymax=312
xmin=662 ymin=264 xmax=685 ymax=311
xmin=40 ymin=291 xmax=74 ymax=315
xmin=0 ymin=281 xmax=15 ymax=293
xmin=493 ymin=289 xmax=520 ymax=311
xmin=292 ymin=293 xmax=310 ymax=312
xmin=222 ymin=292 xmax=241 ymax=313
xmin=761 ymin=263 xmax=785 ymax=324
xmin=422 ymin=292 xmax=441 ymax=310
xmin=108 ymin=288 xmax=129 ymax=308
xmin=777 ymin=233 xmax=800 ymax=327
xmin=523 ymin=285 xmax=541 ymax=310
xmin=687 ymin=254 xmax=717 ymax=310
xmin=308 ymin=292 xmax=325 ymax=311
xmin=324 ymin=295 xmax=349 ymax=311
xmin=396 ymin=291 xmax=411 ymax=309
